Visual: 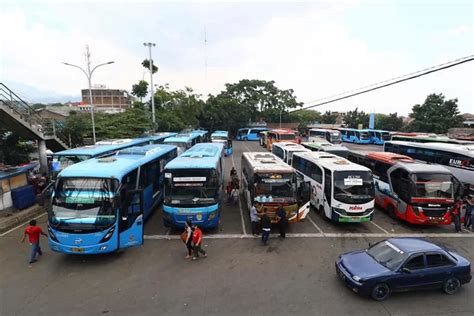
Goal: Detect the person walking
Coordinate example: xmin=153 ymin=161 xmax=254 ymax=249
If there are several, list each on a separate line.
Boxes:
xmin=226 ymin=181 xmax=234 ymax=203
xmin=261 ymin=208 xmax=271 ymax=246
xmin=21 ymin=219 xmax=47 ymax=264
xmin=184 ymin=220 xmax=194 ymax=259
xmin=276 ymin=204 xmax=288 ymax=239
xmin=192 ymin=224 xmax=207 ymax=260
xmin=452 ymin=199 xmax=462 ymax=233
xmin=250 ymin=202 xmax=260 ymax=236
xmin=465 ymin=191 xmax=474 ymax=231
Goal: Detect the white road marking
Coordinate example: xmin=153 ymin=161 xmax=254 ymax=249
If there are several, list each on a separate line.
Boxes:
xmin=0 ymin=212 xmax=47 ymax=237
xmin=370 ymin=221 xmax=390 ymax=234
xmin=306 ymin=214 xmax=324 ymax=234
xmin=165 ymin=228 xmax=171 ymax=236
xmin=144 ymin=232 xmax=474 ymax=239
xmin=462 ymin=227 xmax=472 ymax=234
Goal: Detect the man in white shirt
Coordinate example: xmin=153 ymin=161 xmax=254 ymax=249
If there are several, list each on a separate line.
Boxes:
xmin=250 ymin=202 xmax=260 ymax=236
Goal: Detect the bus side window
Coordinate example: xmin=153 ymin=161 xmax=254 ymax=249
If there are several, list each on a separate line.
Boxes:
xmin=373 ymin=161 xmax=389 ymax=182
xmin=323 ymin=168 xmax=332 ymax=204
xmin=123 ymin=169 xmax=138 ymax=191
xmin=310 ymin=162 xmax=322 ymax=184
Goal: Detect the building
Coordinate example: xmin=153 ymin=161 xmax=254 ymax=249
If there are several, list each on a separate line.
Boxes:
xmin=81 ymin=86 xmax=131 ymax=113
xmin=36 ymin=106 xmax=75 ymax=122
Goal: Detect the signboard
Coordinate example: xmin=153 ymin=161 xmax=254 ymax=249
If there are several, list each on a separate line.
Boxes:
xmin=344 ymin=176 xmax=363 ymax=186
xmin=173 ymin=177 xmax=206 ymax=182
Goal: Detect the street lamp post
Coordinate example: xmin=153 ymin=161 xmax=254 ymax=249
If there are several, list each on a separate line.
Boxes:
xmin=143 ymin=42 xmax=156 ymax=131
xmin=63 ymin=46 xmax=114 ymax=144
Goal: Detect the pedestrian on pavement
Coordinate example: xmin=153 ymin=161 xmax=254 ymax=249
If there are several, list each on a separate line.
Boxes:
xmin=250 ymin=202 xmax=260 ymax=236
xmin=465 ymin=191 xmax=474 ymax=231
xmin=276 ymin=204 xmax=288 ymax=239
xmin=261 ymin=208 xmax=271 ymax=246
xmin=230 ymin=166 xmax=237 ymax=178
xmin=452 ymin=199 xmax=462 ymax=233
xmin=184 ymin=220 xmax=194 ymax=259
xmin=226 ymin=181 xmax=234 ymax=203
xmin=21 ymin=219 xmax=47 ymax=264
xmin=192 ymin=224 xmax=207 ymax=260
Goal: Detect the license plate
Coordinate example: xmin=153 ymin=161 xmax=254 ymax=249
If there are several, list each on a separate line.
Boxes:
xmin=71 ymin=247 xmax=84 ymax=253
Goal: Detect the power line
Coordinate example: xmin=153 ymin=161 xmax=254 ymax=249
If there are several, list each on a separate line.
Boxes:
xmin=292 ymin=54 xmax=474 ymax=113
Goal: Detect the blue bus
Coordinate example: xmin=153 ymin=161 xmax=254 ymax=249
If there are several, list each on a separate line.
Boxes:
xmin=211 ymin=130 xmax=233 ymax=156
xmin=163 ymin=133 xmax=202 ymax=155
xmin=147 ymin=132 xmax=178 ymax=144
xmin=337 ymin=128 xmax=371 ymax=144
xmin=162 ymin=143 xmax=225 ymax=229
xmin=236 ymin=127 xmax=269 ymax=141
xmin=191 ymin=129 xmax=210 ymax=142
xmin=48 ymin=144 xmax=178 ymax=254
xmin=51 ymin=137 xmax=156 ymax=177
xmin=366 ymin=129 xmax=390 ymax=145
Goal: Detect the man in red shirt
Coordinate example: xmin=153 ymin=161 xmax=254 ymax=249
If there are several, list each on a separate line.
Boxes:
xmin=21 ymin=219 xmax=47 ymax=264
xmin=192 ymin=224 xmax=207 ymax=260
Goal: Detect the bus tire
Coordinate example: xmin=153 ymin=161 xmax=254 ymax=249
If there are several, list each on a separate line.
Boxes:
xmin=386 ymin=204 xmax=397 ymax=219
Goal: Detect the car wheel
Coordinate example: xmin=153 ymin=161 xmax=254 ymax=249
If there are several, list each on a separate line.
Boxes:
xmin=371 ymin=283 xmax=390 ymax=301
xmin=443 ymin=277 xmax=461 ymax=295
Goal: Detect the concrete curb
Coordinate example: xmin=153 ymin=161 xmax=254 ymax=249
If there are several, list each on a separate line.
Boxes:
xmin=0 ymin=205 xmax=46 ymax=234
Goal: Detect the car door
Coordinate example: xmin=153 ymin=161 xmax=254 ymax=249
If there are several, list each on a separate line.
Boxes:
xmin=394 ymin=254 xmax=428 ymax=290
xmin=424 ymin=252 xmax=455 ymax=288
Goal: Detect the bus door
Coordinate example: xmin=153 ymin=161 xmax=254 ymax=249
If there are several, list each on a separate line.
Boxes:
xmin=290 ymin=173 xmax=311 ymax=222
xmin=119 ymin=190 xmax=144 ymax=249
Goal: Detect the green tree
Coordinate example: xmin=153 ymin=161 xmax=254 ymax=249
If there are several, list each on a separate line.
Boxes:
xmin=142 ymin=59 xmax=158 ymax=74
xmin=131 ymin=80 xmax=149 ymax=102
xmin=375 ymin=112 xmax=404 ymax=131
xmin=406 ymin=93 xmax=463 ymax=134
xmin=344 ymin=107 xmax=369 ymax=129
xmin=0 ymin=130 xmax=35 ymax=165
xmin=321 ymin=111 xmax=338 ymax=124
xmin=64 ymin=111 xmax=91 ymax=147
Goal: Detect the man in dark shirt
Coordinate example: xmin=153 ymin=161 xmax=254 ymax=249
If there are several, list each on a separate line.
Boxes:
xmin=276 ymin=204 xmax=287 ymax=239
xmin=261 ymin=208 xmax=271 ymax=246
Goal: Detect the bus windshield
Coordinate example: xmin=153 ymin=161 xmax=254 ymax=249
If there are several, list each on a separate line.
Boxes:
xmin=164 ymin=169 xmax=219 ymax=206
xmin=255 ymin=173 xmax=294 ymax=200
xmin=211 ymin=136 xmax=227 ymax=141
xmin=330 ymin=132 xmax=341 ymax=142
xmin=411 ymin=173 xmax=453 ymax=199
xmin=50 ymin=178 xmax=118 ymax=232
xmin=333 ymin=171 xmax=374 ymax=204
xmin=279 ymin=134 xmax=296 ymax=140
xmin=54 ymin=155 xmax=91 ymax=171
xmin=381 ymin=132 xmax=391 ymax=141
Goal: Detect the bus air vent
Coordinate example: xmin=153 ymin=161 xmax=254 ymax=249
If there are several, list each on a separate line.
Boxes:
xmin=98 ymin=157 xmax=117 ymax=163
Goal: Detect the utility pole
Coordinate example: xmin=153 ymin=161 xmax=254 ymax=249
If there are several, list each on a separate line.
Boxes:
xmin=143 ymin=42 xmax=156 ymax=131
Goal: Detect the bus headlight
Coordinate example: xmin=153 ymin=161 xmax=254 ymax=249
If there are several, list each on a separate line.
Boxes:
xmin=332 ymin=207 xmax=346 ymax=216
xmin=48 ymin=226 xmax=59 ymax=242
xmin=208 ymin=211 xmax=217 ymax=221
xmin=100 ymin=226 xmax=115 ymax=243
xmin=364 ymin=208 xmax=374 ymax=215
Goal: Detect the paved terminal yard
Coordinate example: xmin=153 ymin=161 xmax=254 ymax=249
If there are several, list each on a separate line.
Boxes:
xmin=1 ymin=141 xmax=473 ymax=315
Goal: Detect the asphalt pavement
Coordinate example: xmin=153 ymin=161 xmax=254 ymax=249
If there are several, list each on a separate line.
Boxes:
xmin=1 ymin=140 xmax=473 ymax=316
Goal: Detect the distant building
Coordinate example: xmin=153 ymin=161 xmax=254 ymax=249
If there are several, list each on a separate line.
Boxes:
xmin=81 ymin=87 xmax=131 ymax=113
xmin=36 ymin=106 xmax=75 ymax=121
xmin=462 ymin=113 xmax=474 ymax=127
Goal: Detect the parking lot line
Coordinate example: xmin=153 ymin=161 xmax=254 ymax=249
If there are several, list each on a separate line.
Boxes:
xmin=306 ymin=214 xmax=324 ymax=234
xmin=144 ymin=232 xmax=474 ymax=240
xmin=369 ymin=221 xmax=390 ymax=234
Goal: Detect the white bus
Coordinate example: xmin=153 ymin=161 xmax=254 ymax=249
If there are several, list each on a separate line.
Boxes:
xmin=292 ymin=152 xmax=375 ymax=223
xmin=271 ymin=142 xmax=311 ymax=166
xmin=384 ymin=141 xmax=474 ymax=186
xmin=308 ymin=128 xmax=342 ymax=144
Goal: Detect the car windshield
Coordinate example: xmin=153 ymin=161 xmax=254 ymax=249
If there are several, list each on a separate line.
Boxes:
xmin=333 ymin=171 xmax=374 ymax=204
xmin=50 ymin=178 xmax=118 ymax=232
xmin=164 ymin=169 xmax=219 ymax=206
xmin=367 ymin=240 xmax=408 ymax=270
xmin=280 ymin=134 xmax=296 ymax=140
xmin=412 ymin=173 xmax=453 ymax=199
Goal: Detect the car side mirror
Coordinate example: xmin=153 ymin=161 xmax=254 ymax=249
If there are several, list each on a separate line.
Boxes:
xmin=401 ymin=267 xmax=411 ymax=274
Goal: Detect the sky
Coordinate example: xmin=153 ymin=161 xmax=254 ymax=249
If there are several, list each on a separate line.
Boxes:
xmin=1 ymin=0 xmax=473 ymax=115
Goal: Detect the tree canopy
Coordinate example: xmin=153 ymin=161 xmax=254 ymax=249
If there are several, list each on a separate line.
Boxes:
xmin=374 ymin=113 xmax=404 ymax=131
xmin=343 ymin=107 xmax=369 ymax=129
xmin=131 ymin=80 xmax=149 ymax=101
xmin=142 ymin=59 xmax=158 ymax=74
xmin=321 ymin=111 xmax=338 ymax=124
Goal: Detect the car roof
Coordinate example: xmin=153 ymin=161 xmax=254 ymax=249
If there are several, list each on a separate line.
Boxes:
xmin=388 ymin=238 xmax=443 ymax=254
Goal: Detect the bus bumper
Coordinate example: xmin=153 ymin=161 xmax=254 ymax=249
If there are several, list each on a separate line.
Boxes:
xmin=48 ymin=238 xmax=117 ymax=254
xmin=332 ymin=209 xmax=374 ymax=223
xmin=163 ymin=204 xmax=220 ymax=229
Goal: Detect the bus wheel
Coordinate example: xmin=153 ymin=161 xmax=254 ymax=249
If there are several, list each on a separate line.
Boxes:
xmin=386 ymin=204 xmax=397 ymax=219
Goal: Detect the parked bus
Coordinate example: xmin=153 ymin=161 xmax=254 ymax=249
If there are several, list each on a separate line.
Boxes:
xmin=163 ymin=133 xmax=201 ymax=155
xmin=211 ymin=130 xmax=233 ymax=156
xmin=367 ymin=129 xmax=391 ymax=145
xmin=190 ymin=129 xmax=210 ymax=143
xmin=51 ymin=137 xmax=153 ymax=178
xmin=337 ymin=128 xmax=371 ymax=144
xmin=241 ymin=152 xmax=311 ymax=223
xmin=390 ymin=134 xmax=472 ymax=145
xmin=271 ymin=142 xmax=310 ymax=166
xmin=308 ymin=128 xmax=342 ymax=144
xmin=266 ymin=129 xmax=300 ymax=150
xmin=348 ymin=152 xmax=459 ymax=225
xmin=236 ymin=127 xmax=269 ymax=141
xmin=162 ymin=143 xmax=225 ymax=228
xmin=292 ymin=152 xmax=375 ymax=222
xmin=48 ymin=144 xmax=178 ymax=254
xmin=301 ymin=141 xmax=350 ymax=158
xmin=147 ymin=132 xmax=178 ymax=144
xmin=384 ymin=141 xmax=474 ymax=186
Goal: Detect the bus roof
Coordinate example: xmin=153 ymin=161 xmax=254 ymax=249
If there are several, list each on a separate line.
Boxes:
xmin=391 ymin=134 xmax=473 ymax=144
xmin=269 ymin=129 xmax=297 ymax=135
xmin=273 ymin=142 xmax=310 ymax=153
xmin=147 ymin=132 xmax=177 ymax=142
xmin=165 ymin=143 xmax=223 ymax=170
xmin=365 ymin=129 xmax=389 ymax=133
xmin=387 ymin=141 xmax=474 ymax=157
xmin=238 ymin=127 xmax=269 ymax=131
xmin=366 ymin=152 xmax=414 ymax=164
xmin=309 ymin=128 xmax=340 ymax=133
xmin=53 ymin=138 xmax=150 ymax=157
xmin=294 ymin=151 xmax=371 ymax=173
xmin=366 ymin=151 xmax=452 ymax=174
xmin=242 ymin=152 xmax=294 ymax=173
xmin=211 ymin=131 xmax=228 ymax=137
xmin=164 ymin=134 xmax=198 ymax=143
xmin=58 ymin=144 xmax=177 ymax=179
